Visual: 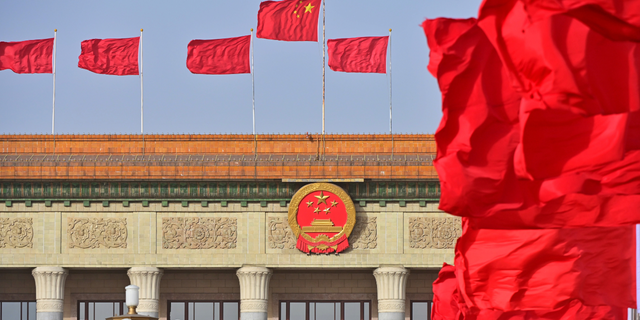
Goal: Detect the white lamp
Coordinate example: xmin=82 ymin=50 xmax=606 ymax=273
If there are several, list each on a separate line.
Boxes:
xmin=125 ymin=285 xmax=139 ymax=314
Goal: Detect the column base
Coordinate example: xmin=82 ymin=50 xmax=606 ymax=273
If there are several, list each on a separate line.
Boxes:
xmin=241 ymin=312 xmax=268 ymax=320
xmin=37 ymin=312 xmax=63 ymax=320
xmin=137 ymin=311 xmax=159 ymax=318
xmin=378 ymin=312 xmax=405 ymax=320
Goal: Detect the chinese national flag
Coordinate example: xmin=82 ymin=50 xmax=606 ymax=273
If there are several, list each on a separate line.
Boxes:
xmin=432 ymin=263 xmax=628 ymax=319
xmin=327 ymin=36 xmax=388 ymax=73
xmin=0 ymin=38 xmax=54 ymax=74
xmin=187 ymin=35 xmax=251 ymax=75
xmin=78 ymin=37 xmax=139 ymax=75
xmin=257 ymin=0 xmax=321 ymax=41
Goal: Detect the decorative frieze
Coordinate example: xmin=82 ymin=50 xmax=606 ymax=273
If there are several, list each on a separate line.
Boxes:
xmin=350 ymin=217 xmax=377 ymax=250
xmin=68 ymin=218 xmax=127 ymax=249
xmin=267 ymin=217 xmax=296 ymax=249
xmin=409 ymin=217 xmax=461 ymax=249
xmin=162 ymin=217 xmax=237 ymax=249
xmin=0 ymin=218 xmax=33 ymax=248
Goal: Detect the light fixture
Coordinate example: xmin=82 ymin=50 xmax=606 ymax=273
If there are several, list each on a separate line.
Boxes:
xmin=106 ymin=285 xmax=158 ymax=320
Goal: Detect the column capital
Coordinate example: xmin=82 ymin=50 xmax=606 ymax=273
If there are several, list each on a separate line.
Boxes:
xmin=373 ymin=266 xmax=409 ymax=314
xmin=237 ymin=266 xmax=272 ymax=314
xmin=128 ymin=266 xmax=163 ymax=317
xmin=32 ymin=266 xmax=68 ymax=315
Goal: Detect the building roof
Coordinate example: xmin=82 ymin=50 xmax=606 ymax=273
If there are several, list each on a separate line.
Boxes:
xmin=0 ymin=134 xmax=437 ymax=180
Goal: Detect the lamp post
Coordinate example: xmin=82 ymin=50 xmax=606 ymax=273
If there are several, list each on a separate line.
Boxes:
xmin=106 ymin=285 xmax=159 ymax=320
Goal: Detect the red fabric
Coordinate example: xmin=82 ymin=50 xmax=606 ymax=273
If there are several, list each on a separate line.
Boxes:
xmin=327 ymin=36 xmax=388 ymax=73
xmin=257 ymin=0 xmax=321 ymax=41
xmin=455 ymin=219 xmax=636 ymax=312
xmin=431 ymin=263 xmax=627 ymax=319
xmin=78 ymin=37 xmax=139 ymax=75
xmin=477 ymin=0 xmax=640 ymax=180
xmin=0 ymin=38 xmax=53 ymax=74
xmin=187 ymin=35 xmax=251 ymax=75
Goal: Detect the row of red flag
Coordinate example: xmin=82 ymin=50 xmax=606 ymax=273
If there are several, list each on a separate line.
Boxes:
xmin=424 ymin=0 xmax=640 ymax=318
xmin=1 ymin=0 xmax=388 ymax=76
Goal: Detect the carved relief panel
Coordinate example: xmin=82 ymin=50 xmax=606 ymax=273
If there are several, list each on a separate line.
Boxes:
xmin=350 ymin=217 xmax=377 ymax=250
xmin=409 ymin=217 xmax=461 ymax=249
xmin=268 ymin=217 xmax=296 ymax=249
xmin=0 ymin=218 xmax=33 ymax=248
xmin=162 ymin=217 xmax=237 ymax=249
xmin=68 ymin=218 xmax=127 ymax=249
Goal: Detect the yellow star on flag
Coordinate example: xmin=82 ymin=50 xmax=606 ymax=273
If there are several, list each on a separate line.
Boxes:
xmin=304 ymin=3 xmax=315 ymax=13
xmin=315 ymin=191 xmax=329 ymax=205
xmin=323 ymin=207 xmax=331 ymax=214
xmin=330 ymin=200 xmax=338 ymax=207
xmin=314 ymin=207 xmax=320 ymax=213
xmin=306 ymin=201 xmax=314 ymax=207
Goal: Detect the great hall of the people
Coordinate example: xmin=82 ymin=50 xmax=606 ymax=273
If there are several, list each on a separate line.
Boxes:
xmin=0 ymin=134 xmax=457 ymax=320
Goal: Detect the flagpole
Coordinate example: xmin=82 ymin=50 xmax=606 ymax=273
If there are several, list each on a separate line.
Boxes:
xmin=389 ymin=28 xmax=393 ymax=159
xmin=140 ymin=29 xmax=144 ymax=135
xmin=251 ymin=28 xmax=257 ymax=157
xmin=52 ymin=29 xmax=57 ymax=153
xmin=322 ymin=0 xmax=326 ymax=158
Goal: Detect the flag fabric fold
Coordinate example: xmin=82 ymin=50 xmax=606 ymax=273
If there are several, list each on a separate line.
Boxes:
xmin=432 ymin=262 xmax=629 ymax=320
xmin=257 ymin=0 xmax=322 ymax=41
xmin=0 ymin=38 xmax=54 ymax=74
xmin=327 ymin=36 xmax=388 ymax=73
xmin=187 ymin=35 xmax=251 ymax=75
xmin=78 ymin=37 xmax=140 ymax=75
xmin=454 ymin=220 xmax=637 ymax=312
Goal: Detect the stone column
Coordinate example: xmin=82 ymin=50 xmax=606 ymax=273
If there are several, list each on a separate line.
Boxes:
xmin=127 ymin=267 xmax=164 ymax=318
xmin=236 ymin=266 xmax=273 ymax=320
xmin=373 ymin=266 xmax=410 ymax=320
xmin=32 ymin=267 xmax=68 ymax=320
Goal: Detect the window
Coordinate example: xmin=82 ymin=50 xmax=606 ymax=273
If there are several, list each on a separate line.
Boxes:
xmin=279 ymin=301 xmax=370 ymax=320
xmin=410 ymin=301 xmax=432 ymax=320
xmin=78 ymin=301 xmax=125 ymax=320
xmin=0 ymin=301 xmax=36 ymax=320
xmin=168 ymin=301 xmax=240 ymax=320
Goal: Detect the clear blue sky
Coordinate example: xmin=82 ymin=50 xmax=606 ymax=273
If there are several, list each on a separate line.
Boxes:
xmin=0 ymin=0 xmax=482 ymax=135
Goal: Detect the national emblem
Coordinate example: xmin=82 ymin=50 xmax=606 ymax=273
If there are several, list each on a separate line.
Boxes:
xmin=288 ymin=183 xmax=356 ymax=254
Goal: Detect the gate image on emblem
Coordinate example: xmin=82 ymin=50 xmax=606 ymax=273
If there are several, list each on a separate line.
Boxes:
xmin=288 ymin=183 xmax=356 ymax=254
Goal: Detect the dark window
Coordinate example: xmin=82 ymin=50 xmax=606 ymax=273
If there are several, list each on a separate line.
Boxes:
xmin=77 ymin=301 xmax=125 ymax=320
xmin=0 ymin=301 xmax=36 ymax=320
xmin=410 ymin=301 xmax=432 ymax=320
xmin=168 ymin=301 xmax=240 ymax=320
xmin=279 ymin=301 xmax=370 ymax=320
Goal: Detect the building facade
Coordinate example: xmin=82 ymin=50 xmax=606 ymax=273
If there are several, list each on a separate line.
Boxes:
xmin=0 ymin=134 xmax=457 ymax=320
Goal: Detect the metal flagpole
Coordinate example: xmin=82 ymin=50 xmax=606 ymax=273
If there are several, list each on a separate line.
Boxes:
xmin=322 ymin=0 xmax=326 ymax=158
xmin=251 ymin=28 xmax=257 ymax=157
xmin=389 ymin=29 xmax=393 ymax=159
xmin=140 ymin=29 xmax=144 ymax=134
xmin=52 ymin=29 xmax=57 ymax=135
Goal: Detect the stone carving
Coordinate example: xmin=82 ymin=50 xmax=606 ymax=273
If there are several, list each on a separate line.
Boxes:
xmin=409 ymin=217 xmax=461 ymax=249
xmin=240 ymin=301 xmax=269 ymax=313
xmin=68 ymin=218 xmax=127 ymax=249
xmin=377 ymin=301 xmax=406 ymax=313
xmin=267 ymin=217 xmax=296 ymax=249
xmin=162 ymin=217 xmax=237 ymax=249
xmin=350 ymin=217 xmax=377 ymax=250
xmin=0 ymin=218 xmax=33 ymax=248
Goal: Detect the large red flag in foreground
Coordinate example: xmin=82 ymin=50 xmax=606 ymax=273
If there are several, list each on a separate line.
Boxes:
xmin=78 ymin=37 xmax=139 ymax=75
xmin=432 ymin=263 xmax=629 ymax=320
xmin=0 ymin=38 xmax=53 ymax=74
xmin=187 ymin=35 xmax=251 ymax=75
xmin=455 ymin=220 xmax=636 ymax=312
xmin=425 ymin=10 xmax=640 ymax=229
xmin=257 ymin=0 xmax=321 ymax=41
xmin=327 ymin=36 xmax=388 ymax=73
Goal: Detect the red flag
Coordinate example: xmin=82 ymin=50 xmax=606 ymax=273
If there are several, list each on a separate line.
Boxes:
xmin=455 ymin=220 xmax=636 ymax=312
xmin=187 ymin=35 xmax=251 ymax=75
xmin=78 ymin=37 xmax=139 ymax=75
xmin=432 ymin=263 xmax=628 ymax=320
xmin=0 ymin=38 xmax=53 ymax=74
xmin=327 ymin=36 xmax=388 ymax=73
xmin=257 ymin=0 xmax=321 ymax=41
